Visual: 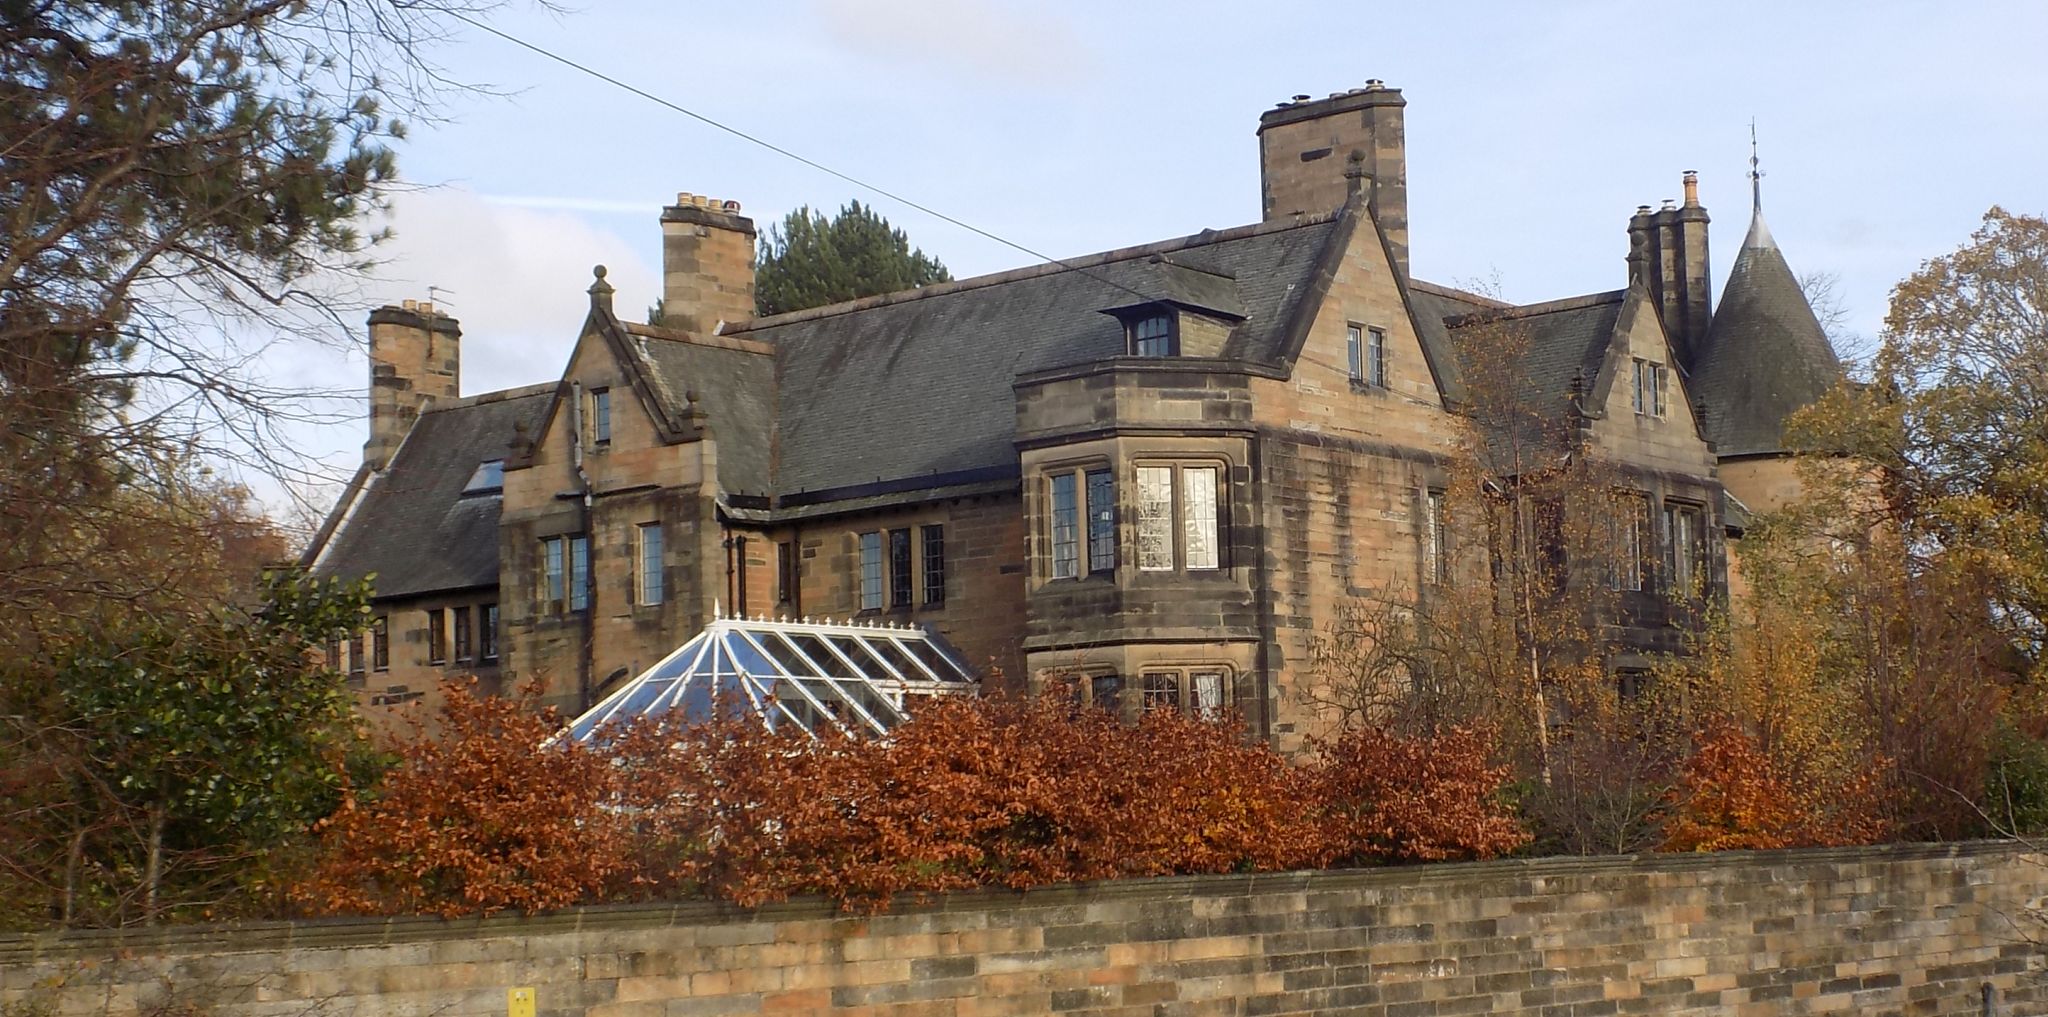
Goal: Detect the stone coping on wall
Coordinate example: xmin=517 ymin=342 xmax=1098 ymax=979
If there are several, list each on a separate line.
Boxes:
xmin=1 ymin=838 xmax=2026 ymax=966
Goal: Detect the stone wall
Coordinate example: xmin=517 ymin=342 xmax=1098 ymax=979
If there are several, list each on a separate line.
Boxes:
xmin=6 ymin=842 xmax=2045 ymax=1017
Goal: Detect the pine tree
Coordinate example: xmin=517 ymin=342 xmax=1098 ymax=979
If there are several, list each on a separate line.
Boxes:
xmin=754 ymin=201 xmax=952 ymax=316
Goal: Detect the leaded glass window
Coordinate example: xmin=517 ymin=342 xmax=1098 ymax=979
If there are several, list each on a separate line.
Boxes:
xmin=889 ymin=528 xmax=912 ymax=608
xmin=1086 ymin=469 xmax=1115 ymax=574
xmin=542 ymin=537 xmax=565 ymax=606
xmin=569 ymin=535 xmax=590 ymax=611
xmin=1191 ymin=670 xmax=1227 ymax=719
xmin=480 ymin=604 xmax=499 ymax=661
xmin=1608 ymin=493 xmax=1651 ymax=591
xmin=921 ymin=525 xmax=946 ymax=604
xmin=1142 ymin=673 xmax=1180 ymax=712
xmin=1182 ymin=467 xmax=1219 ymax=571
xmin=1425 ymin=489 xmax=1448 ymax=585
xmin=859 ymin=532 xmax=883 ymax=610
xmin=1137 ymin=466 xmax=1175 ymax=571
xmin=639 ymin=523 xmax=664 ymax=606
xmin=1664 ymin=502 xmax=1703 ymax=595
xmin=1050 ymin=472 xmax=1080 ymax=579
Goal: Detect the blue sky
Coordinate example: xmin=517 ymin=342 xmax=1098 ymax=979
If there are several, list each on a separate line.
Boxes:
xmin=270 ymin=0 xmax=2048 ymax=517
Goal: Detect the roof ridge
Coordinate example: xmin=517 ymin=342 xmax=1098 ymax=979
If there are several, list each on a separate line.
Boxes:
xmin=421 ymin=381 xmax=556 ymax=413
xmin=1445 ymin=289 xmax=1626 ymax=327
xmin=728 ymin=212 xmax=1344 ymax=332
xmin=622 ymin=321 xmax=775 ymax=356
xmin=1409 ymin=278 xmax=1514 ymax=308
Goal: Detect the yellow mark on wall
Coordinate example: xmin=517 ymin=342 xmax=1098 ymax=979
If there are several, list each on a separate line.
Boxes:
xmin=508 ymin=987 xmax=535 ymax=1017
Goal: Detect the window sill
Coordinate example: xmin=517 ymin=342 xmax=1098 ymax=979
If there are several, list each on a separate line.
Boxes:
xmin=1129 ymin=568 xmax=1242 ymax=584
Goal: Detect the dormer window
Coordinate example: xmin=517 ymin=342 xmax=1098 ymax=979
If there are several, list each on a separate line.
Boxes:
xmin=1129 ymin=312 xmax=1177 ymax=357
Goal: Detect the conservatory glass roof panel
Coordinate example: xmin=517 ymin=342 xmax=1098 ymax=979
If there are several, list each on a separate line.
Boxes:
xmin=564 ymin=616 xmax=976 ymax=742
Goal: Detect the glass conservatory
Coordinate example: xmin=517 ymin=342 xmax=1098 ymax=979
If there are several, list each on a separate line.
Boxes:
xmin=563 ymin=615 xmax=978 ymax=742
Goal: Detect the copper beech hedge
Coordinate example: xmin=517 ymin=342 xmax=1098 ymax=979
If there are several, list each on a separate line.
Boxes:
xmin=293 ymin=681 xmax=1530 ymax=917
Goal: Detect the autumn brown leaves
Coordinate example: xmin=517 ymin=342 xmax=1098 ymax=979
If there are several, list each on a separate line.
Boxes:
xmin=293 ymin=681 xmax=1529 ymax=917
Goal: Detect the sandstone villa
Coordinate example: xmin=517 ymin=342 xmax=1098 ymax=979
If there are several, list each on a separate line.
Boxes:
xmin=304 ymin=81 xmax=1841 ymax=750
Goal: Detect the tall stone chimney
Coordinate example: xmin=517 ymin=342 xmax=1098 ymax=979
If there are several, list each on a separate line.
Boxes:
xmin=660 ymin=193 xmax=756 ymax=334
xmin=364 ymin=299 xmax=460 ymax=470
xmin=1257 ymin=81 xmax=1408 ymax=276
xmin=1627 ymin=171 xmax=1713 ymax=368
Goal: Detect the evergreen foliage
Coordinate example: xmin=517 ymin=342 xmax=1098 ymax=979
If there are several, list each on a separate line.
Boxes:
xmin=753 ymin=200 xmax=951 ymax=316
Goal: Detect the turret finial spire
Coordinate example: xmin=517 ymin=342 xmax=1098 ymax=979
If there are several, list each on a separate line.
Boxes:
xmin=1749 ymin=119 xmax=1764 ymax=213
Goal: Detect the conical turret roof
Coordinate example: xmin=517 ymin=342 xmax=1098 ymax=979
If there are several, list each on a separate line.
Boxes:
xmin=1689 ymin=206 xmax=1841 ymax=457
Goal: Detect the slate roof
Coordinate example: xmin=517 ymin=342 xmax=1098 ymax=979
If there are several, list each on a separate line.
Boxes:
xmin=726 ymin=212 xmax=1350 ymax=500
xmin=621 ymin=325 xmax=776 ymax=497
xmin=1440 ymin=290 xmax=1627 ymax=460
xmin=308 ymin=385 xmax=551 ymax=598
xmin=1689 ymin=209 xmax=1842 ymax=457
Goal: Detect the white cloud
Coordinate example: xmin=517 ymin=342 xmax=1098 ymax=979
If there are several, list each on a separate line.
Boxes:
xmin=811 ymin=0 xmax=1099 ymax=88
xmin=369 ymin=186 xmax=660 ymax=395
xmin=252 ymin=186 xmax=660 ymax=524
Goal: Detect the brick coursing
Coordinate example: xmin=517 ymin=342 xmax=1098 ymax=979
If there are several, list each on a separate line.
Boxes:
xmin=6 ymin=843 xmax=2044 ymax=1016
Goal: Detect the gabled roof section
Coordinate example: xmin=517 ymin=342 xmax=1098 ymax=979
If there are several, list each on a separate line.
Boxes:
xmin=1690 ymin=207 xmax=1842 ymax=457
xmin=309 ymin=384 xmax=552 ymax=599
xmin=1441 ymin=290 xmax=1630 ymax=433
xmin=1406 ymin=279 xmax=1508 ymax=407
xmin=615 ymin=322 xmax=777 ymax=498
xmin=727 ymin=212 xmax=1348 ymax=501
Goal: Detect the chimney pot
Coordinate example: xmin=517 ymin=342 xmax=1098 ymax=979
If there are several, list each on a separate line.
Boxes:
xmin=363 ymin=300 xmax=460 ymax=470
xmin=1258 ymin=81 xmax=1407 ymax=276
xmin=1661 ymin=199 xmax=1677 ymax=211
xmin=661 ymin=189 xmax=757 ymax=336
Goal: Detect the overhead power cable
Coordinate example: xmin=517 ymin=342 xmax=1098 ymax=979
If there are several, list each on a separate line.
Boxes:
xmin=443 ymin=11 xmax=1163 ymax=305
